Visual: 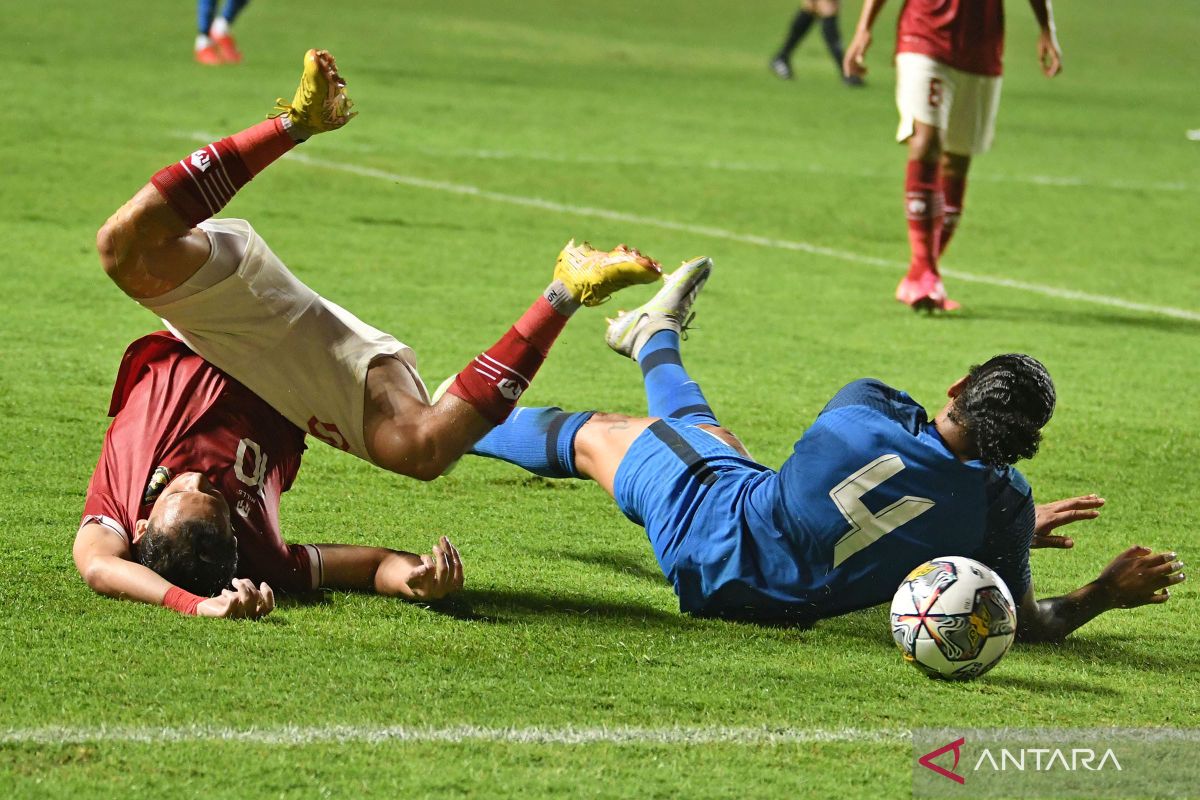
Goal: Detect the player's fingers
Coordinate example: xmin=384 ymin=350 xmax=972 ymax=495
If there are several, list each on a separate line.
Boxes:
xmin=1118 ymin=545 xmax=1152 ymax=560
xmin=259 ymin=582 xmax=275 ymax=615
xmin=432 ymin=544 xmax=448 ymax=586
xmin=1034 ymin=535 xmax=1074 ymax=549
xmin=446 ymin=537 xmax=464 ymax=590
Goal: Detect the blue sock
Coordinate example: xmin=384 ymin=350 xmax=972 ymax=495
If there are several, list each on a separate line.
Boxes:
xmin=198 ymin=0 xmax=218 ymax=33
xmin=470 ymin=407 xmax=594 ymax=478
xmin=637 ymin=330 xmax=718 ymax=425
xmin=221 ymin=0 xmax=250 ymax=23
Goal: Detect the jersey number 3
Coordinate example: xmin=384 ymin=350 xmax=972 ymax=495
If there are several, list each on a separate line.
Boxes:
xmin=830 ymin=454 xmax=935 ymax=567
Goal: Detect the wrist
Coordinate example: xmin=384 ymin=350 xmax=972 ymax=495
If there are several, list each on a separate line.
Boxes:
xmin=163 ymin=586 xmax=206 ymax=615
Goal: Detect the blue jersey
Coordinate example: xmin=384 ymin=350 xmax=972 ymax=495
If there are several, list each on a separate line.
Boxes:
xmin=667 ymin=379 xmax=1033 ymax=620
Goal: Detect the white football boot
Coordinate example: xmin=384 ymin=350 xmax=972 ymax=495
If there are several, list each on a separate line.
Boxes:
xmin=605 ymin=256 xmax=712 ymax=361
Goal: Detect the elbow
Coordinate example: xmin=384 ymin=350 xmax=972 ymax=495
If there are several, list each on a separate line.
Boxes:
xmin=79 ymin=558 xmax=109 ymax=595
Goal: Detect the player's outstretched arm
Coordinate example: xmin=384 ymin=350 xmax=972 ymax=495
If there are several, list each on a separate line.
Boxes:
xmin=1016 ymin=546 xmax=1185 ymax=642
xmin=309 ymin=537 xmax=464 ymax=601
xmin=73 ymin=523 xmax=274 ymax=619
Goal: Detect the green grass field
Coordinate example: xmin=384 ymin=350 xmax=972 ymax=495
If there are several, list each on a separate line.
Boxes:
xmin=3 ymin=1 xmax=1198 ymax=797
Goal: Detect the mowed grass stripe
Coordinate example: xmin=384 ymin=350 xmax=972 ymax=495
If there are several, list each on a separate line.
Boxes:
xmin=180 ymin=132 xmax=1200 ymax=324
xmin=1 ymin=725 xmax=908 ymax=746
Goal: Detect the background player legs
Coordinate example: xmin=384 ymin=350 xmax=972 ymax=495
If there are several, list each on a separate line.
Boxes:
xmin=195 ymin=0 xmax=250 ymax=64
xmin=938 ymin=151 xmax=972 ymax=256
xmin=896 ymin=120 xmax=959 ymax=310
xmin=771 ymin=0 xmax=859 ymax=85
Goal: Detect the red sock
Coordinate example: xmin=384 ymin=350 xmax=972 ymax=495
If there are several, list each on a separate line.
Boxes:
xmin=447 ymin=296 xmax=570 ymax=423
xmin=150 ymin=117 xmax=295 ymax=228
xmin=938 ymin=173 xmax=967 ymax=257
xmin=904 ymin=159 xmax=942 ymax=280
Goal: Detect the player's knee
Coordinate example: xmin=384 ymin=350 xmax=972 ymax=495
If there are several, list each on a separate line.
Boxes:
xmin=95 ymin=218 xmax=124 ymax=277
xmin=908 ymin=125 xmax=941 ymax=161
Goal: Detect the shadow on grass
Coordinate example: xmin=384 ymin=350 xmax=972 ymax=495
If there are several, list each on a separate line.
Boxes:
xmin=1017 ymin=633 xmax=1191 ymax=673
xmin=951 ymin=302 xmax=1200 ymax=335
xmin=431 ymin=587 xmax=696 ymax=630
xmin=558 ymin=549 xmax=666 ymax=585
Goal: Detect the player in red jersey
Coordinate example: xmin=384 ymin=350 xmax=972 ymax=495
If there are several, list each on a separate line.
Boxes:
xmin=843 ymin=0 xmax=1063 ymax=310
xmin=74 ymin=50 xmax=661 ymax=619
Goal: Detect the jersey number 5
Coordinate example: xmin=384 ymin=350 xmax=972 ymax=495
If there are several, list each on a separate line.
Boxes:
xmin=830 ymin=454 xmax=935 ymax=567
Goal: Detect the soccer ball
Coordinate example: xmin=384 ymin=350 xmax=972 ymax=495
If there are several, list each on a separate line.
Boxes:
xmin=890 ymin=556 xmax=1017 ymax=680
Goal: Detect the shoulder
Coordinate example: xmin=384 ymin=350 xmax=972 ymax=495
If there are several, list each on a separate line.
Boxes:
xmin=819 ymin=379 xmax=927 ymax=430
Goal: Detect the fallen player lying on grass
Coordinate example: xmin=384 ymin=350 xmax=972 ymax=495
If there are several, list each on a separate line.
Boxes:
xmin=73 ymin=50 xmax=659 ymax=618
xmin=468 ymin=257 xmax=1185 ymax=640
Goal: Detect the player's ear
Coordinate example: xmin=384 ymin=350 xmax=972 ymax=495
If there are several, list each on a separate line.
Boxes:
xmin=947 ymin=375 xmax=970 ymax=398
xmin=132 ymin=519 xmax=149 ymax=544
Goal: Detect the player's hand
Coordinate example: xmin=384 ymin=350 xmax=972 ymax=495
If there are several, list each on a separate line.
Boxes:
xmin=1094 ymin=546 xmax=1185 ymax=608
xmin=843 ymin=29 xmax=871 ymax=79
xmin=1032 ymin=494 xmax=1104 ymax=549
xmin=196 ymin=578 xmax=275 ymax=619
xmin=1037 ymin=29 xmax=1063 ymax=77
xmin=404 ymin=536 xmax=464 ymax=601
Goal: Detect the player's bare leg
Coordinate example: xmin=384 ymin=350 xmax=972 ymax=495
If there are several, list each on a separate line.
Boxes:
xmin=895 ymin=120 xmax=960 ymax=312
xmin=97 ymin=49 xmax=353 ymax=299
xmin=938 ymin=151 xmax=972 ymax=257
xmin=572 ymin=415 xmax=744 ymax=497
xmin=362 ymin=242 xmax=662 ymax=480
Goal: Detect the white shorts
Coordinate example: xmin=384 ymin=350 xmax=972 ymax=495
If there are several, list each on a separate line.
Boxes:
xmin=895 ymin=52 xmax=1003 ymax=156
xmin=142 ymin=219 xmax=429 ymax=462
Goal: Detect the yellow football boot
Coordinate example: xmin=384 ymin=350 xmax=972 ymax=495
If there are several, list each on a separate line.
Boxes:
xmin=554 ymin=240 xmax=662 ymax=307
xmin=271 ymin=49 xmax=355 ymax=135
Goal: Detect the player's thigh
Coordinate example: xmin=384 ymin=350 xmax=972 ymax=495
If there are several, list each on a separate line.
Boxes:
xmin=895 ymin=54 xmax=954 ymax=146
xmin=812 ymin=0 xmax=839 ymax=17
xmin=573 ymin=414 xmax=656 ymax=496
xmin=944 ymin=72 xmax=1002 ymax=156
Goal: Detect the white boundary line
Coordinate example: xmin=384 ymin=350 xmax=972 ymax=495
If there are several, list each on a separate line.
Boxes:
xmin=1 ymin=724 xmax=907 ymax=746
xmin=181 ymin=133 xmax=1200 ymax=323
xmin=403 ymin=146 xmax=1194 ymax=194
xmin=7 ymin=724 xmax=1200 ymax=746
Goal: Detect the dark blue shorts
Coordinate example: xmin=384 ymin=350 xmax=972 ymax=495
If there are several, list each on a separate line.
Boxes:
xmin=612 ymin=419 xmax=770 ymax=586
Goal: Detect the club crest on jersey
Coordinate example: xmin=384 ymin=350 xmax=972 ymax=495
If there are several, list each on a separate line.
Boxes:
xmin=497 ymin=378 xmax=526 ymax=401
xmin=190 ymin=149 xmax=212 ymax=172
xmin=142 ymin=465 xmax=172 ymax=505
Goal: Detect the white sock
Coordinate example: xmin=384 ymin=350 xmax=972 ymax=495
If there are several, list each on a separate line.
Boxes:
xmin=195 ymin=34 xmax=211 ymax=50
xmin=210 ymin=17 xmax=230 ymax=37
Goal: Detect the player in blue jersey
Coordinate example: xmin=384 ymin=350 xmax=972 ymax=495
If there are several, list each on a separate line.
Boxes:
xmin=194 ymin=0 xmax=251 ymax=64
xmin=468 ymin=257 xmax=1185 ymax=641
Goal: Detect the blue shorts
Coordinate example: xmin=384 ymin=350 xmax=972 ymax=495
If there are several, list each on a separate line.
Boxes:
xmin=612 ymin=419 xmax=770 ymax=586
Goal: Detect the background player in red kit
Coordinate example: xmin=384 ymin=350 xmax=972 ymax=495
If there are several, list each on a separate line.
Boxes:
xmin=73 ymin=50 xmax=661 ymax=619
xmin=843 ymin=0 xmax=1063 ymax=310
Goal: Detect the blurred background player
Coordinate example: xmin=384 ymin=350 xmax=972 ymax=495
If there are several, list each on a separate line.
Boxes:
xmin=771 ymin=1 xmax=863 ymax=87
xmin=843 ymin=0 xmax=1063 ymax=311
xmin=195 ymin=0 xmax=251 ymax=64
xmin=467 ymin=260 xmax=1183 ymax=637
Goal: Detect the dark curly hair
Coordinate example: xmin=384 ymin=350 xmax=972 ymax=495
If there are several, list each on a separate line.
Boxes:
xmin=947 ymin=354 xmax=1056 ymax=468
xmin=137 ymin=517 xmax=237 ymax=597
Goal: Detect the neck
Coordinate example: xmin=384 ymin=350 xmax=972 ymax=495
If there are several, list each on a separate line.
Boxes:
xmin=933 ymin=407 xmax=978 ymax=463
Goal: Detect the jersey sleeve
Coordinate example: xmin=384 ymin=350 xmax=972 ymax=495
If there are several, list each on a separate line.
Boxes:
xmin=819 ymin=379 xmax=928 ymax=433
xmin=973 ymin=471 xmax=1034 ymax=600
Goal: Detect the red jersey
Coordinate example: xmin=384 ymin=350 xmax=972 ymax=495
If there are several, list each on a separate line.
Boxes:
xmin=896 ymin=0 xmax=1005 ymax=77
xmin=82 ymin=332 xmax=313 ymax=592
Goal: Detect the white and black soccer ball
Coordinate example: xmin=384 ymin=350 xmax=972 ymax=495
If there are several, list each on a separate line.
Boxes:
xmin=890 ymin=556 xmax=1017 ymax=680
